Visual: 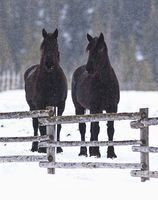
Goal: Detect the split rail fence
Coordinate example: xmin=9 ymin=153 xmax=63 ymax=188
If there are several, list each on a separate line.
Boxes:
xmin=0 ymin=107 xmax=158 ymax=182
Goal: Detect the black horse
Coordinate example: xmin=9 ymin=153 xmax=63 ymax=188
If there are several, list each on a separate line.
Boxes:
xmin=24 ymin=28 xmax=67 ymax=153
xmin=71 ymin=33 xmax=120 ymax=158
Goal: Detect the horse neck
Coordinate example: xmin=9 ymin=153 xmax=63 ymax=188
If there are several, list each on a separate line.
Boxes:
xmin=98 ymin=54 xmax=111 ymax=81
xmin=36 ymin=57 xmax=43 ymax=75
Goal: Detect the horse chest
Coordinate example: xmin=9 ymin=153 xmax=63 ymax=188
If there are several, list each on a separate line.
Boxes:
xmin=34 ymin=76 xmax=58 ymax=105
xmin=76 ymin=76 xmax=108 ymax=110
xmin=43 ymin=83 xmax=60 ymax=102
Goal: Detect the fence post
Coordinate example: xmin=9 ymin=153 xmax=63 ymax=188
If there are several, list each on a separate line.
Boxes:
xmin=46 ymin=106 xmax=56 ymax=174
xmin=140 ymin=108 xmax=149 ymax=182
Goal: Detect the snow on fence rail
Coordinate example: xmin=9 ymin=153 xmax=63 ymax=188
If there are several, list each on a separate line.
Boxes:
xmin=0 ymin=109 xmax=54 ymax=119
xmin=0 ymin=107 xmax=55 ymax=167
xmin=39 ymin=111 xmax=142 ymax=125
xmin=0 ymin=107 xmax=158 ymax=182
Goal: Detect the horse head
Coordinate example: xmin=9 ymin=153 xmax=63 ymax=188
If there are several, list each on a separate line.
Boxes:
xmin=86 ymin=32 xmax=108 ymax=74
xmin=40 ymin=28 xmax=60 ymax=72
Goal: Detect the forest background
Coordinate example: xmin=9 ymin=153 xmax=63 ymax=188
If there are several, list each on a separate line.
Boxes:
xmin=0 ymin=0 xmax=158 ymax=91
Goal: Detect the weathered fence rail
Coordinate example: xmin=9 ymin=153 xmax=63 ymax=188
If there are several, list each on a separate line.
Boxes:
xmin=131 ymin=117 xmax=158 ymax=128
xmin=0 ymin=109 xmax=54 ymax=120
xmin=39 ymin=140 xmax=142 ymax=148
xmin=0 ymin=135 xmax=49 ymax=143
xmin=0 ymin=155 xmax=47 ymax=162
xmin=0 ymin=108 xmax=54 ymax=164
xmin=39 ymin=112 xmax=142 ymax=126
xmin=39 ymin=162 xmax=143 ymax=169
xmin=132 ymin=146 xmax=158 ymax=153
xmin=0 ymin=107 xmax=158 ymax=182
xmin=131 ymin=170 xmax=158 ymax=178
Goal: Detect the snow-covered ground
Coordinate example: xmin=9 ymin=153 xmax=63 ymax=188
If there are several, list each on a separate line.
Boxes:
xmin=0 ymin=90 xmax=158 ymax=200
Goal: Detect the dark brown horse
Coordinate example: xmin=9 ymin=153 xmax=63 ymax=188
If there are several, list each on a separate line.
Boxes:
xmin=24 ymin=28 xmax=67 ymax=153
xmin=71 ymin=33 xmax=120 ymax=158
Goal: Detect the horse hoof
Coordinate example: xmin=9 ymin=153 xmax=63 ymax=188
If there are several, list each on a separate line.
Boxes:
xmin=31 ymin=141 xmax=38 ymax=152
xmin=89 ymin=147 xmax=101 ymax=158
xmin=107 ymin=146 xmax=117 ymax=159
xmin=31 ymin=148 xmax=37 ymax=152
xmin=107 ymin=153 xmax=117 ymax=159
xmin=79 ymin=152 xmax=88 ymax=157
xmin=38 ymin=147 xmax=47 ymax=153
xmin=57 ymin=147 xmax=63 ymax=153
xmin=90 ymin=153 xmax=101 ymax=158
xmin=79 ymin=147 xmax=88 ymax=157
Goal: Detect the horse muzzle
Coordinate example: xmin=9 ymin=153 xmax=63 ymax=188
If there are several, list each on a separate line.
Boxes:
xmin=50 ymin=66 xmax=55 ymax=70
xmin=46 ymin=65 xmax=55 ymax=72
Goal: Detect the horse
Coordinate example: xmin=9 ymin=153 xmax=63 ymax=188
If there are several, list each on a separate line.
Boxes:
xmin=24 ymin=28 xmax=68 ymax=153
xmin=71 ymin=33 xmax=120 ymax=158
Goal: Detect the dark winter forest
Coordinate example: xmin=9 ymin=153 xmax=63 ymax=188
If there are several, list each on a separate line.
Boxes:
xmin=0 ymin=0 xmax=158 ymax=91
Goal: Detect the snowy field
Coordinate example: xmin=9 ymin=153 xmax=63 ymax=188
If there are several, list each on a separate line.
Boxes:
xmin=0 ymin=90 xmax=158 ymax=200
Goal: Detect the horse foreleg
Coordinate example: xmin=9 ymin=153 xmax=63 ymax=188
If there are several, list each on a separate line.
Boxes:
xmin=56 ymin=102 xmax=66 ymax=153
xmin=56 ymin=123 xmax=63 ymax=153
xmin=107 ymin=121 xmax=117 ymax=158
xmin=79 ymin=122 xmax=87 ymax=156
xmin=75 ymin=105 xmax=87 ymax=156
xmin=89 ymin=121 xmax=101 ymax=158
xmin=31 ymin=118 xmax=39 ymax=152
xmin=38 ymin=126 xmax=47 ymax=153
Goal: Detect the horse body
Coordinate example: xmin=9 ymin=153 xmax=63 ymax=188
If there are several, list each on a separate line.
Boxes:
xmin=25 ymin=64 xmax=67 ymax=108
xmin=73 ymin=66 xmax=119 ymax=111
xmin=71 ymin=33 xmax=120 ymax=158
xmin=24 ymin=29 xmax=67 ymax=153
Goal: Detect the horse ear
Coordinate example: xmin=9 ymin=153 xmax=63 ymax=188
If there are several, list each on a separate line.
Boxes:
xmin=87 ymin=33 xmax=93 ymax=42
xmin=97 ymin=33 xmax=107 ymax=52
xmin=53 ymin=28 xmax=58 ymax=39
xmin=42 ymin=28 xmax=48 ymax=38
xmin=98 ymin=33 xmax=104 ymax=43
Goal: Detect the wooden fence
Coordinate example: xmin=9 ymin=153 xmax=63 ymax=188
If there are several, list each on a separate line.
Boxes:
xmin=0 ymin=108 xmax=54 ymax=164
xmin=0 ymin=70 xmax=23 ymax=91
xmin=0 ymin=107 xmax=158 ymax=182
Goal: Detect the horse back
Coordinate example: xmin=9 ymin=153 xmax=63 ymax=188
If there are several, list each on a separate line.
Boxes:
xmin=24 ymin=65 xmax=39 ymax=106
xmin=24 ymin=64 xmax=39 ymax=81
xmin=108 ymin=67 xmax=120 ymax=104
xmin=71 ymin=65 xmax=86 ymax=104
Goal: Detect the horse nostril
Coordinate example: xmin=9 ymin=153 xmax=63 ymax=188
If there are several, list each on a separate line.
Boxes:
xmin=46 ymin=65 xmax=55 ymax=71
xmin=50 ymin=66 xmax=54 ymax=70
xmin=45 ymin=61 xmax=54 ymax=70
